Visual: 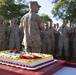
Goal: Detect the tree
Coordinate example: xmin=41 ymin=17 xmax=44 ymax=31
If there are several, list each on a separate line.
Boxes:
xmin=41 ymin=13 xmax=52 ymax=23
xmin=51 ymin=0 xmax=76 ymax=23
xmin=0 ymin=0 xmax=29 ymax=22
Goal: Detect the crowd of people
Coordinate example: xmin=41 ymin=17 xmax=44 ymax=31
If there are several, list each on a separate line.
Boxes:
xmin=0 ymin=1 xmax=76 ymax=62
xmin=0 ymin=17 xmax=22 ymax=51
xmin=40 ymin=20 xmax=76 ymax=62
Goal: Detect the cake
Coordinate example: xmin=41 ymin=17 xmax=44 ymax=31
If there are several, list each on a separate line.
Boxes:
xmin=0 ymin=50 xmax=55 ymax=70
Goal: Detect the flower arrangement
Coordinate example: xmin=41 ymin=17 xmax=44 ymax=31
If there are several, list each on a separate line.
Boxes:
xmin=20 ymin=54 xmax=41 ymax=59
xmin=10 ymin=50 xmax=20 ymax=53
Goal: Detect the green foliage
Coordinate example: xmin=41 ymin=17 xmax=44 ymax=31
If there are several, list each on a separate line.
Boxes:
xmin=41 ymin=13 xmax=52 ymax=23
xmin=0 ymin=0 xmax=29 ymax=22
xmin=51 ymin=0 xmax=76 ymax=23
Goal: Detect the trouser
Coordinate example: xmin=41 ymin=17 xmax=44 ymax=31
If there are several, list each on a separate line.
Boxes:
xmin=51 ymin=40 xmax=55 ymax=56
xmin=0 ymin=40 xmax=5 ymax=50
xmin=58 ymin=41 xmax=69 ymax=57
xmin=55 ymin=39 xmax=59 ymax=56
xmin=73 ymin=39 xmax=76 ymax=58
xmin=42 ymin=43 xmax=51 ymax=54
xmin=69 ymin=40 xmax=73 ymax=57
xmin=9 ymin=40 xmax=20 ymax=50
xmin=51 ymin=40 xmax=55 ymax=51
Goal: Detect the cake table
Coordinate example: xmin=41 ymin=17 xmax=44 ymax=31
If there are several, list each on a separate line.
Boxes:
xmin=0 ymin=60 xmax=76 ymax=75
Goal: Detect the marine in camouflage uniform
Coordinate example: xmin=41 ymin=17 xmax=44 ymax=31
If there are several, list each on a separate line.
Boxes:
xmin=0 ymin=17 xmax=6 ymax=50
xmin=41 ymin=23 xmax=52 ymax=54
xmin=54 ymin=23 xmax=59 ymax=58
xmin=58 ymin=20 xmax=70 ymax=59
xmin=20 ymin=1 xmax=43 ymax=53
xmin=48 ymin=22 xmax=57 ymax=56
xmin=19 ymin=23 xmax=24 ymax=51
xmin=5 ymin=26 xmax=10 ymax=49
xmin=73 ymin=27 xmax=76 ymax=60
xmin=68 ymin=23 xmax=74 ymax=58
xmin=9 ymin=18 xmax=20 ymax=50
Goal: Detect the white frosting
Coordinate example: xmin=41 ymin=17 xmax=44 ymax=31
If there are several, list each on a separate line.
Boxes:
xmin=0 ymin=52 xmax=53 ymax=67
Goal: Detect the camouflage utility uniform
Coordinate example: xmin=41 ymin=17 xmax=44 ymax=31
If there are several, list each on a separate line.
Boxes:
xmin=41 ymin=28 xmax=52 ymax=54
xmin=49 ymin=27 xmax=57 ymax=56
xmin=20 ymin=11 xmax=43 ymax=53
xmin=73 ymin=27 xmax=76 ymax=58
xmin=0 ymin=25 xmax=6 ymax=50
xmin=58 ymin=26 xmax=69 ymax=57
xmin=9 ymin=25 xmax=20 ymax=50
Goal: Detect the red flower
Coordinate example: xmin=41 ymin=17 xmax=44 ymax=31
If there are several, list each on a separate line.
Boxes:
xmin=19 ymin=54 xmax=41 ymax=59
xmin=10 ymin=50 xmax=14 ymax=52
xmin=14 ymin=50 xmax=19 ymax=53
xmin=20 ymin=55 xmax=25 ymax=59
xmin=10 ymin=50 xmax=20 ymax=53
xmin=33 ymin=55 xmax=40 ymax=58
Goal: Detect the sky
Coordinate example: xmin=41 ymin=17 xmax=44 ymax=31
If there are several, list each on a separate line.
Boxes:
xmin=26 ymin=0 xmax=62 ymax=26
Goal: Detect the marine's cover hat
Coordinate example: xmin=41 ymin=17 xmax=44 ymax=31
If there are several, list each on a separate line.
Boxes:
xmin=30 ymin=1 xmax=41 ymax=8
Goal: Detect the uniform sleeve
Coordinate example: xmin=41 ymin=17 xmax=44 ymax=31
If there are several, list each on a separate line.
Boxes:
xmin=67 ymin=26 xmax=70 ymax=32
xmin=40 ymin=31 xmax=43 ymax=39
xmin=37 ymin=15 xmax=44 ymax=30
xmin=19 ymin=16 xmax=25 ymax=29
xmin=67 ymin=26 xmax=70 ymax=36
xmin=54 ymin=28 xmax=58 ymax=34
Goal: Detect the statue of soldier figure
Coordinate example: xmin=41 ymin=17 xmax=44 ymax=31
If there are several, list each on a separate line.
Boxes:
xmin=20 ymin=1 xmax=43 ymax=53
